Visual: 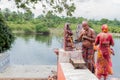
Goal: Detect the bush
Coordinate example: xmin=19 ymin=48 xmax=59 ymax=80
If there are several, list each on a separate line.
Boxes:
xmin=24 ymin=27 xmax=34 ymax=34
xmin=35 ymin=23 xmax=50 ymax=35
xmin=0 ymin=13 xmax=14 ymax=53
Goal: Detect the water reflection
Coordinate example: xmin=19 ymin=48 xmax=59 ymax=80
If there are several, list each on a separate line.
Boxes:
xmin=8 ymin=34 xmax=61 ymax=65
xmin=35 ymin=34 xmax=52 ymax=46
xmin=14 ymin=33 xmax=35 ymax=42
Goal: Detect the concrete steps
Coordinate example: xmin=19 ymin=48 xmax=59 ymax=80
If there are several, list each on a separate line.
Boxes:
xmin=0 ymin=65 xmax=57 ymax=80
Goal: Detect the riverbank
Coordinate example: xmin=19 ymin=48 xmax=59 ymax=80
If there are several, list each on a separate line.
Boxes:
xmin=12 ymin=29 xmax=120 ymax=38
xmin=49 ymin=28 xmax=120 ymax=38
xmin=112 ymin=33 xmax=120 ymax=37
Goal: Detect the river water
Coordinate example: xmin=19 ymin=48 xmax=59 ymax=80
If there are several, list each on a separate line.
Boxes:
xmin=7 ymin=34 xmax=120 ymax=79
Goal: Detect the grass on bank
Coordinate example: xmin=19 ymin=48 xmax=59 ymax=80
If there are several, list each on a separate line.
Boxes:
xmin=7 ymin=21 xmax=120 ymax=35
xmin=7 ymin=21 xmax=50 ymax=34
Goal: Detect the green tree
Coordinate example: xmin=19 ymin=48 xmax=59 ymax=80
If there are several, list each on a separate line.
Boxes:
xmin=23 ymin=11 xmax=34 ymax=21
xmin=13 ymin=0 xmax=76 ymax=16
xmin=100 ymin=18 xmax=109 ymax=24
xmin=17 ymin=11 xmax=25 ymax=23
xmin=0 ymin=13 xmax=14 ymax=53
xmin=35 ymin=23 xmax=50 ymax=34
xmin=113 ymin=19 xmax=120 ymax=26
xmin=9 ymin=11 xmax=18 ymax=21
xmin=2 ymin=8 xmax=11 ymax=21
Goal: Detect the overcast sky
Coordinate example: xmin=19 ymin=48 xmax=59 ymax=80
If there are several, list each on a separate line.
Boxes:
xmin=0 ymin=0 xmax=120 ymax=20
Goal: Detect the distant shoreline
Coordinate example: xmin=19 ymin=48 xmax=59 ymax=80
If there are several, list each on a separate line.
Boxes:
xmin=112 ymin=33 xmax=120 ymax=37
xmin=12 ymin=30 xmax=120 ymax=37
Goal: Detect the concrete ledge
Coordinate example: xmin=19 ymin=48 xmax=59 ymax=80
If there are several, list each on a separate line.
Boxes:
xmin=60 ymin=63 xmax=98 ymax=80
xmin=0 ymin=65 xmax=57 ymax=79
xmin=58 ymin=49 xmax=83 ymax=63
xmin=0 ymin=53 xmax=10 ymax=72
xmin=58 ymin=49 xmax=98 ymax=80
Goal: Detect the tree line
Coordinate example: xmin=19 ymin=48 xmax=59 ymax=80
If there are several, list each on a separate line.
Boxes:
xmin=1 ymin=8 xmax=120 ymax=34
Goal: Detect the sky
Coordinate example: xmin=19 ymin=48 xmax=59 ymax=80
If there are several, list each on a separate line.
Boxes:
xmin=0 ymin=0 xmax=120 ymax=20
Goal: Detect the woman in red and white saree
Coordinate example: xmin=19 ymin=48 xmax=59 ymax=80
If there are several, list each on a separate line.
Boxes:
xmin=95 ymin=24 xmax=114 ymax=80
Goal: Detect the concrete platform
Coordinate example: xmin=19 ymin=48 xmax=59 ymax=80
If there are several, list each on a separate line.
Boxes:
xmin=60 ymin=63 xmax=98 ymax=80
xmin=57 ymin=49 xmax=98 ymax=80
xmin=0 ymin=65 xmax=57 ymax=80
